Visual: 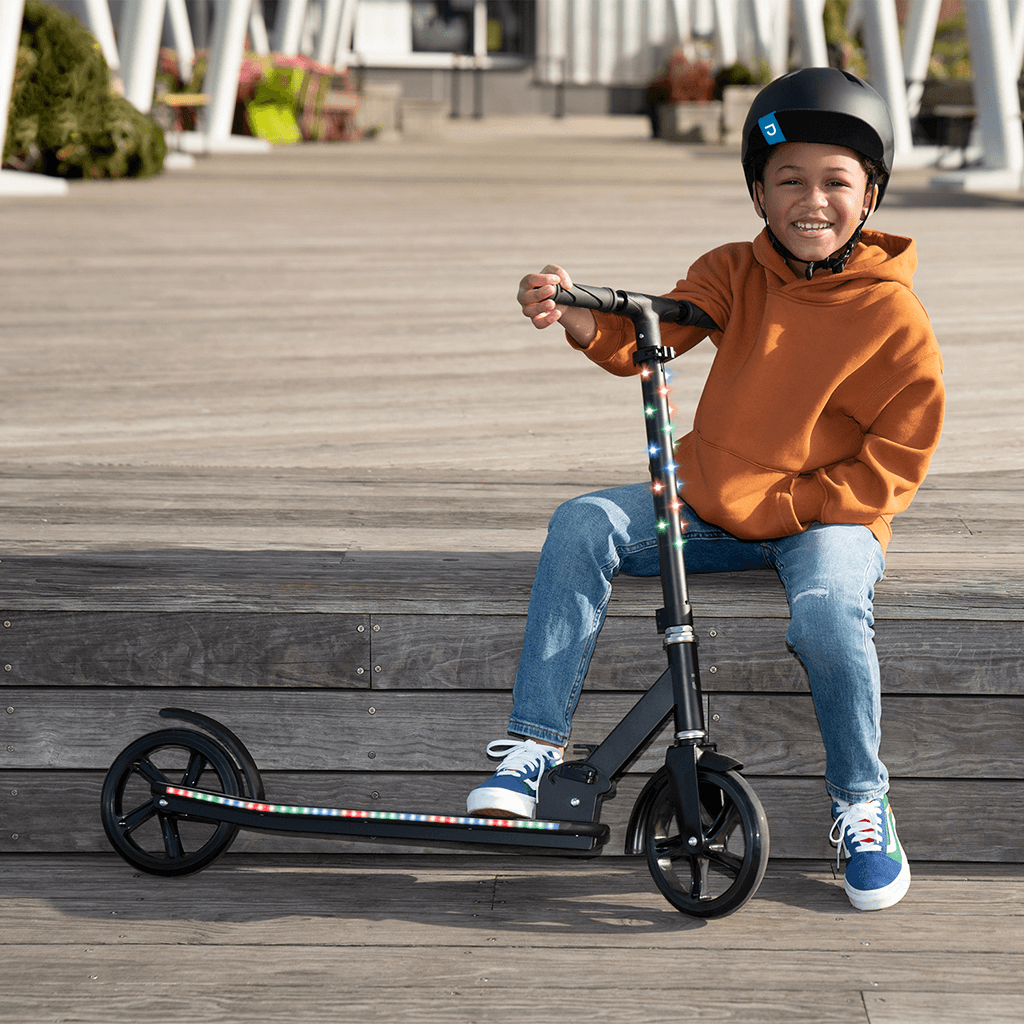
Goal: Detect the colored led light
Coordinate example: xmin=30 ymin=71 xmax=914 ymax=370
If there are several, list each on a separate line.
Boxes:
xmin=162 ymin=787 xmax=561 ymax=831
xmin=648 ymin=443 xmax=660 ymax=456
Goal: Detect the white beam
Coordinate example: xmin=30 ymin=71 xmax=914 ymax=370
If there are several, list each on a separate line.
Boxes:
xmin=82 ymin=0 xmax=120 ymax=70
xmin=856 ymin=0 xmax=914 ymax=157
xmin=791 ymin=0 xmax=828 ymax=67
xmin=711 ymin=0 xmax=738 ymax=66
xmin=1011 ymin=0 xmax=1024 ymax=72
xmin=316 ymin=0 xmax=345 ymax=64
xmin=473 ymin=0 xmax=488 ymax=59
xmin=275 ymin=0 xmax=309 ymax=56
xmin=933 ymin=0 xmax=1024 ymax=190
xmin=902 ymin=0 xmax=942 ymax=117
xmin=250 ymin=0 xmax=272 ymax=55
xmin=666 ymin=0 xmax=693 ymax=47
xmin=570 ymin=0 xmax=594 ymax=86
xmin=195 ymin=0 xmax=270 ymax=150
xmin=166 ymin=0 xmax=196 ymax=83
xmin=333 ymin=0 xmax=359 ymax=66
xmin=120 ymin=0 xmax=166 ymax=114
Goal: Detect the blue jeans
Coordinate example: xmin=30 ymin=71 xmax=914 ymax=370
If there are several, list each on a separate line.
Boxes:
xmin=508 ymin=482 xmax=888 ymax=804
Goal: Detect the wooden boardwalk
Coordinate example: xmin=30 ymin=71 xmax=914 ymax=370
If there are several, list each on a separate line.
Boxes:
xmin=1 ymin=116 xmax=1023 ymax=1021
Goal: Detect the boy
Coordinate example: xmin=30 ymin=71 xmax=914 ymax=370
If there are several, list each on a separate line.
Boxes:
xmin=468 ymin=68 xmax=944 ymax=912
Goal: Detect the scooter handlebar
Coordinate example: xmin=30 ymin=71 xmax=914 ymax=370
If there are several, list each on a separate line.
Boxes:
xmin=552 ymin=283 xmax=718 ymax=331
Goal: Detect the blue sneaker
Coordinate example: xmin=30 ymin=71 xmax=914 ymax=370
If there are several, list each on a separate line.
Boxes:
xmin=830 ymin=795 xmax=911 ymax=911
xmin=466 ymin=739 xmax=562 ymax=819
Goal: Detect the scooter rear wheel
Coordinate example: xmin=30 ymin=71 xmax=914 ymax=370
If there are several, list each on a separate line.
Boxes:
xmin=643 ymin=767 xmax=769 ymax=918
xmin=101 ymin=729 xmax=242 ymax=876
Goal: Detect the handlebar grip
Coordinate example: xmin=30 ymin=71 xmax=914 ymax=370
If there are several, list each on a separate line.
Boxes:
xmin=552 ymin=283 xmax=718 ymax=331
xmin=551 ymin=283 xmax=622 ymax=313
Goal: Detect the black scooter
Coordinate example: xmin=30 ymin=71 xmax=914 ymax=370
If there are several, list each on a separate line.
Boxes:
xmin=100 ymin=285 xmax=770 ymax=919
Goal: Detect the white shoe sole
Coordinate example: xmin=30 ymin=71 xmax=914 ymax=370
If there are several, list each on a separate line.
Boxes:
xmin=466 ymin=786 xmax=535 ymax=819
xmin=845 ymin=858 xmax=911 ymax=911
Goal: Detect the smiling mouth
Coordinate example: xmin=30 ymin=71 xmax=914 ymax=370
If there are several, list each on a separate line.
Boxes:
xmin=793 ymin=221 xmax=833 ymax=232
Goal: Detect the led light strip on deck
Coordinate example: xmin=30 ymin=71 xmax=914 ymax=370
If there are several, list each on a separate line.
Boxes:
xmin=163 ymin=787 xmax=562 ymax=830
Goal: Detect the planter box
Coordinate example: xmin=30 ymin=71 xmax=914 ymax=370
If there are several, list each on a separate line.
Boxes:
xmin=657 ymin=101 xmax=722 ymax=143
xmin=357 ymin=82 xmax=402 ymax=139
xmin=721 ymin=85 xmax=761 ymax=146
xmin=399 ymin=97 xmax=447 ymax=140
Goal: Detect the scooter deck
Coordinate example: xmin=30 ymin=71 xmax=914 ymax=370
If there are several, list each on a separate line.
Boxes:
xmin=155 ymin=783 xmax=610 ymax=851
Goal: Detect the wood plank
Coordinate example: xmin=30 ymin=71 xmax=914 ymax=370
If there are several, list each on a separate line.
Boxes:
xmin=0 ymin=688 xmax=680 ymax=771
xmin=369 ymin=614 xmax=1023 ymax=695
xmin=711 ymin=693 xmax=1024 ymax=778
xmin=2 ymin=850 xmax=1021 ymax=1024
xmin=2 ymin=608 xmax=1019 ymax=695
xmin=0 ymin=611 xmax=370 ymax=688
xmin=863 ymin=993 xmax=1024 ymax=1024
xmin=5 ymin=688 xmax=1018 ymax=778
xmin=2 ymin=550 xmax=1022 ymax=619
xmin=4 ymin=770 xmax=1020 ymax=861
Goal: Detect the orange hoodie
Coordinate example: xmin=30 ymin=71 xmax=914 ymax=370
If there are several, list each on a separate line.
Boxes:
xmin=576 ymin=228 xmax=944 ymax=551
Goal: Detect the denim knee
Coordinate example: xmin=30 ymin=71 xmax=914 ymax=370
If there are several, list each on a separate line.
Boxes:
xmin=785 ymin=581 xmax=874 ymax=665
xmin=546 ymin=491 xmax=636 ymax=573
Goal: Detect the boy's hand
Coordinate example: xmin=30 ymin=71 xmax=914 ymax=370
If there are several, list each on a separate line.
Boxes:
xmin=517 ymin=264 xmax=596 ymax=347
xmin=517 ymin=264 xmax=572 ymax=328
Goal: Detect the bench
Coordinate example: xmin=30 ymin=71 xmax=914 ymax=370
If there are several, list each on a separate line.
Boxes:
xmin=1 ymin=469 xmax=1020 ymax=863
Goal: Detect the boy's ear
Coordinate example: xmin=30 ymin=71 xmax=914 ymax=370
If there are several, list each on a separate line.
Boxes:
xmin=753 ymin=180 xmax=766 ymax=218
xmin=862 ymin=182 xmax=878 ymax=218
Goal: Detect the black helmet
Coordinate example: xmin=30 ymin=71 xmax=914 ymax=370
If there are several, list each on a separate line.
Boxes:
xmin=741 ymin=67 xmax=895 ymax=209
xmin=740 ymin=67 xmax=895 ymax=278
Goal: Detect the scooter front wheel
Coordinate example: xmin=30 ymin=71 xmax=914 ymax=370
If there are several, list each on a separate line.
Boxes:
xmin=101 ymin=729 xmax=243 ymax=876
xmin=642 ymin=767 xmax=769 ymax=918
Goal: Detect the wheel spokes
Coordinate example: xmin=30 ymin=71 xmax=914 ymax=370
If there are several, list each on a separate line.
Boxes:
xmin=160 ymin=815 xmax=186 ymax=859
xmin=119 ymin=799 xmax=158 ymax=835
xmin=182 ymin=750 xmax=207 ymax=788
xmin=134 ymin=756 xmax=169 ymax=786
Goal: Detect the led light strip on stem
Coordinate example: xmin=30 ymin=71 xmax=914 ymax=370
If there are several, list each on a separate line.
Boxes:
xmin=163 ymin=787 xmax=562 ymax=830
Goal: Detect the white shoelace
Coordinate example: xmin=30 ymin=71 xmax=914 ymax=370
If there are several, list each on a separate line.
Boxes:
xmin=485 ymin=739 xmax=560 ymax=792
xmin=830 ymin=799 xmax=885 ymax=869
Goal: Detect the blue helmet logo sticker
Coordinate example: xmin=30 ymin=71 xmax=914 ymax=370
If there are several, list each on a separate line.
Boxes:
xmin=758 ymin=112 xmax=787 ymax=145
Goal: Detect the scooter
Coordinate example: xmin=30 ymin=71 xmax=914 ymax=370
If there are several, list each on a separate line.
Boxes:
xmin=100 ymin=284 xmax=770 ymax=919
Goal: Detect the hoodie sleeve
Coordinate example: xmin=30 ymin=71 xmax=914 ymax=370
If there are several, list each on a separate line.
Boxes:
xmin=565 ymin=244 xmax=743 ymax=375
xmin=787 ymin=353 xmax=945 ymax=534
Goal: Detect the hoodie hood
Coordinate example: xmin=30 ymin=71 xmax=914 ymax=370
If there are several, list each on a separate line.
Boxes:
xmin=753 ymin=226 xmax=918 ymax=296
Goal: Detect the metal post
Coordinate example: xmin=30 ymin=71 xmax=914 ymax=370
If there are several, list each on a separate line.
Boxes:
xmin=274 ymin=0 xmax=309 ymax=56
xmin=855 ymin=0 xmax=914 ymax=158
xmin=316 ymin=0 xmax=345 ymax=64
xmin=933 ymin=0 xmax=1024 ymax=190
xmin=197 ymin=0 xmax=270 ymax=151
xmin=333 ymin=0 xmax=359 ymax=67
xmin=711 ymin=0 xmax=738 ymax=67
xmin=964 ymin=0 xmax=1024 ymax=175
xmin=249 ymin=0 xmax=271 ymax=56
xmin=473 ymin=0 xmax=486 ymax=117
xmin=902 ymin=0 xmax=943 ymax=119
xmin=1011 ymin=0 xmax=1024 ymax=74
xmin=166 ymin=0 xmax=196 ymax=83
xmin=120 ymin=0 xmax=167 ymax=114
xmin=82 ymin=0 xmax=120 ymax=71
xmin=791 ymin=0 xmax=828 ymax=67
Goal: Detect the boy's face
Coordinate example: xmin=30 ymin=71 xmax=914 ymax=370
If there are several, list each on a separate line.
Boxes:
xmin=753 ymin=141 xmax=874 ymax=269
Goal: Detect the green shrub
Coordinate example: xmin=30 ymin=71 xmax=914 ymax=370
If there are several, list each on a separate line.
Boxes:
xmin=3 ymin=1 xmax=165 ymax=179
